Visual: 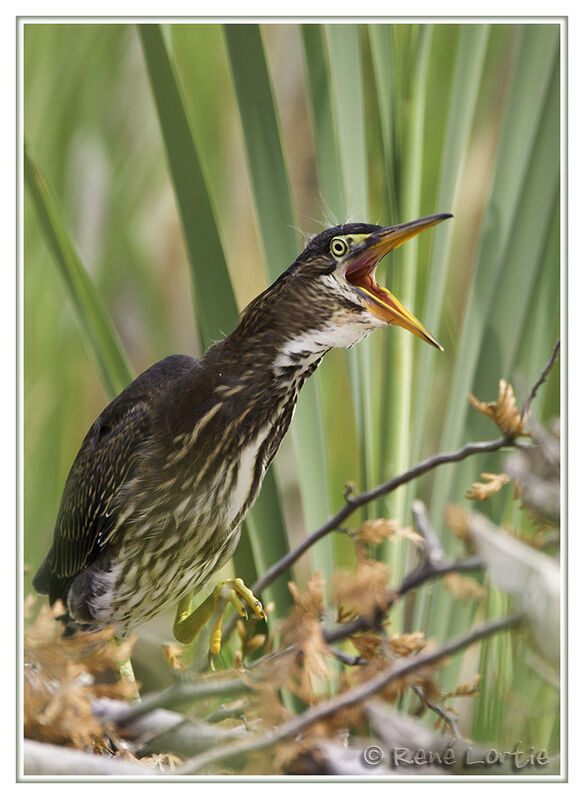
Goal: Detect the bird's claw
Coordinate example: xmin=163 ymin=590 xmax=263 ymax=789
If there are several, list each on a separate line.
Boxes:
xmin=219 ymin=578 xmax=264 ymax=620
xmin=208 ymin=578 xmax=264 ymax=660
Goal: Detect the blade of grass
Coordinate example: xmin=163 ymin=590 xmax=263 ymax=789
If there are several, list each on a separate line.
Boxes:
xmin=426 ymin=46 xmax=559 ymax=671
xmin=299 ymin=25 xmax=361 ymax=570
xmin=478 ymin=53 xmax=560 ymax=383
xmin=224 ymin=23 xmax=333 ymax=584
xmin=223 ymin=25 xmax=298 ymax=278
xmin=325 ymin=24 xmax=368 ymax=221
xmin=517 ymin=201 xmax=560 ymax=413
xmin=429 ymin=25 xmax=559 ymax=533
xmin=138 ymin=23 xmax=291 ymax=613
xmin=324 ymin=24 xmax=376 ymax=511
xmin=434 ymin=57 xmax=560 ymax=645
xmin=301 ymin=25 xmax=344 ymax=224
xmin=409 ymin=24 xmax=490 ymax=468
xmin=429 ymin=50 xmax=559 ymax=732
xmin=407 ymin=25 xmax=520 ymax=638
xmin=399 ymin=26 xmax=491 ymax=636
xmin=391 ymin=23 xmax=433 ymax=506
xmin=367 ymin=24 xmax=399 ymax=221
xmin=138 ymin=24 xmax=238 ymax=348
xmin=376 ymin=26 xmax=433 ymax=594
xmin=24 ymin=141 xmax=133 ymax=399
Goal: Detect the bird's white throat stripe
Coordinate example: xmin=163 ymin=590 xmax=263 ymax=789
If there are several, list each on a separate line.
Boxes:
xmin=273 ymin=317 xmax=384 ymax=373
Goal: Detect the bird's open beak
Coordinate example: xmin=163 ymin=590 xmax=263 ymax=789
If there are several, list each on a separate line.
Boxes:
xmin=345 ymin=213 xmax=452 ymax=350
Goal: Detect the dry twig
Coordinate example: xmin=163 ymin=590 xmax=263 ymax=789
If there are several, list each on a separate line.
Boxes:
xmin=411 ymin=683 xmax=462 ymax=739
xmin=521 ymin=338 xmax=560 ymax=419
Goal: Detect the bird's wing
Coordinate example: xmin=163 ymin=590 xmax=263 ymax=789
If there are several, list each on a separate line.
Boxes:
xmin=45 ymin=354 xmax=200 ymax=583
xmin=48 ymin=397 xmax=152 ymax=579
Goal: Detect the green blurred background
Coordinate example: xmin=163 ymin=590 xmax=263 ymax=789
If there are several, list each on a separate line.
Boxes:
xmin=23 ymin=22 xmax=561 ymax=752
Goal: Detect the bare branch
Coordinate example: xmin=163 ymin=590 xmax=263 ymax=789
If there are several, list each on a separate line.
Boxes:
xmin=205 ymin=700 xmax=251 ymax=724
xmin=412 ymin=499 xmax=444 ymax=566
xmin=252 ymin=436 xmax=508 ymax=597
xmin=90 ymin=696 xmax=248 ymax=760
xmin=23 ymin=739 xmax=154 ymax=776
xmin=327 ymin=646 xmax=367 ymax=666
xmin=177 ymin=613 xmax=522 ymax=775
xmin=521 ymin=338 xmax=560 ymax=419
xmin=411 ymin=683 xmax=461 ymax=739
xmin=251 ymin=341 xmax=560 ymax=601
xmin=114 ymin=674 xmax=252 ymax=727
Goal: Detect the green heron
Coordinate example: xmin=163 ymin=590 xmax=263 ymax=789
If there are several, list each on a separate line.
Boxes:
xmin=33 ymin=213 xmax=450 ymax=659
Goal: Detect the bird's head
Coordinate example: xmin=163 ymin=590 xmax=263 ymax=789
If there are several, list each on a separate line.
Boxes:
xmin=237 ymin=213 xmax=452 ymax=360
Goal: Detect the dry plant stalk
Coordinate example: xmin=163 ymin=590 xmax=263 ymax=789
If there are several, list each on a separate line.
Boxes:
xmin=468 ymin=379 xmax=526 ymax=437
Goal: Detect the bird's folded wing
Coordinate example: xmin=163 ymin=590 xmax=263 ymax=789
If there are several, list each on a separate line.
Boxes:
xmin=48 ymin=399 xmax=152 ymax=579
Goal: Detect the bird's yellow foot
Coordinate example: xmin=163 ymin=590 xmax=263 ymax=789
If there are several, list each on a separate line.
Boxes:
xmin=173 ymin=579 xmax=265 ymax=666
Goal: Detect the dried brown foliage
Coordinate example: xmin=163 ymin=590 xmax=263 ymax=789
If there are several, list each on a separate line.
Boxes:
xmin=287 ymin=573 xmax=325 ymax=617
xmin=332 ymin=559 xmax=391 ymax=618
xmin=509 ymin=483 xmax=555 ymax=542
xmin=139 ymin=752 xmax=184 ymax=769
xmin=389 ymin=631 xmax=426 ymax=657
xmin=355 ymin=518 xmax=423 ymax=548
xmin=468 ymin=379 xmax=526 ymax=437
xmin=162 ymin=643 xmax=188 ymax=672
xmin=354 ymin=519 xmax=424 ymax=565
xmin=356 ymin=517 xmax=398 ymax=546
xmin=443 ymin=573 xmax=487 ymax=603
xmin=333 ymin=631 xmax=441 ymax=722
xmin=24 ymin=600 xmax=137 ymax=749
xmin=447 ymin=673 xmax=482 ymax=700
xmin=278 ymin=574 xmax=331 ymax=704
xmin=444 ymin=504 xmax=474 ymax=549
xmin=236 ymin=620 xmax=265 ymax=654
xmin=350 ymin=629 xmax=385 ymax=661
xmin=342 ymin=646 xmax=441 ymax=710
xmin=466 ymin=472 xmax=510 ymax=501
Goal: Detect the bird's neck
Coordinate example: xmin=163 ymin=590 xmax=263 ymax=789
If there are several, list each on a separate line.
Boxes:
xmin=200 ymin=324 xmax=330 ymax=480
xmin=188 ymin=326 xmax=329 ymax=531
xmin=218 ymin=322 xmax=331 ymax=390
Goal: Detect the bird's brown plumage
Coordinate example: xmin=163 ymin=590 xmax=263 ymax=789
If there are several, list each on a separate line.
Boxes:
xmin=34 ymin=218 xmax=449 ymax=637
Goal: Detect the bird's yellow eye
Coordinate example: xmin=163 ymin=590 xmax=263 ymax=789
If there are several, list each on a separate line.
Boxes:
xmin=330 ymin=237 xmax=349 ymax=258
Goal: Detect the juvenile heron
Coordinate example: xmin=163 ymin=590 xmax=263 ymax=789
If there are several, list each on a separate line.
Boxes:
xmin=34 ymin=214 xmax=451 ymax=658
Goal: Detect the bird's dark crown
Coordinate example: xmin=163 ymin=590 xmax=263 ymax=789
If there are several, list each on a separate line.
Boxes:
xmin=287 ymin=222 xmax=384 ymax=273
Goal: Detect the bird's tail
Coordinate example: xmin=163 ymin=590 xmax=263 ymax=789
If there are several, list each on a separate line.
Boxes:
xmin=32 ymin=555 xmax=50 ymax=595
xmin=33 ymin=556 xmax=83 ymax=637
